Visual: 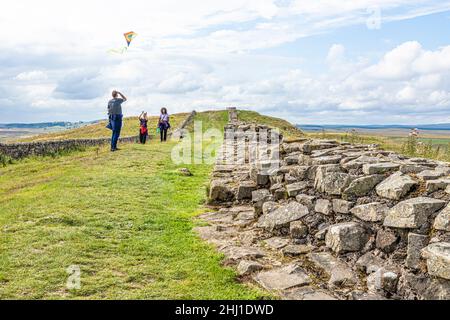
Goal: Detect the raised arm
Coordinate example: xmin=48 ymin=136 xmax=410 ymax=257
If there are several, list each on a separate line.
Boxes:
xmin=117 ymin=91 xmax=127 ymax=102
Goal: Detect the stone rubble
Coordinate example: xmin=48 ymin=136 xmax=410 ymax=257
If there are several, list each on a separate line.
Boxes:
xmin=199 ymin=114 xmax=450 ymax=300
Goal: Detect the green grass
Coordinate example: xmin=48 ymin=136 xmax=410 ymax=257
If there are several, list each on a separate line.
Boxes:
xmin=0 ymin=111 xmax=272 ymax=300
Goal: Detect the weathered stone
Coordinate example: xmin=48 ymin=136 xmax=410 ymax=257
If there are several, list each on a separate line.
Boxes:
xmin=367 ymin=268 xmax=399 ymax=294
xmin=257 ymin=201 xmax=309 ymax=231
xmin=315 ymin=170 xmax=351 ymax=196
xmin=295 ymin=194 xmax=315 ymax=210
xmin=375 ymin=172 xmax=417 ymax=200
xmin=325 ymin=222 xmax=369 ymax=253
xmin=315 ymin=199 xmax=332 ymax=215
xmin=250 ymin=167 xmax=270 ymax=186
xmin=286 ymin=182 xmax=309 ymax=197
xmin=285 ymin=154 xmax=299 ymax=165
xmin=315 ymin=227 xmax=328 ymax=240
xmin=400 ymin=164 xmax=429 ymax=174
xmin=254 ymin=264 xmax=311 ymax=290
xmin=434 ymin=204 xmax=450 ymax=232
xmin=406 ymin=233 xmax=429 ymax=269
xmin=252 ymin=189 xmax=273 ymax=215
xmin=342 ymin=156 xmax=380 ymax=170
xmin=263 ymin=237 xmax=290 ymax=249
xmin=311 ymin=155 xmax=342 ymax=165
xmin=237 ymin=181 xmax=257 ymax=200
xmin=273 ymin=187 xmax=287 ymax=200
xmin=384 ymin=197 xmax=446 ymax=229
xmin=289 ymin=166 xmax=309 ymax=180
xmin=356 ymin=252 xmax=385 ymax=274
xmin=362 ymin=163 xmax=400 ymax=175
xmin=426 ymin=178 xmax=450 ymax=193
xmin=422 ymin=242 xmax=450 ymax=280
xmin=209 ymin=179 xmax=234 ymax=202
xmin=376 ymin=229 xmax=399 ymax=253
xmin=220 ymin=246 xmax=265 ymax=262
xmin=281 ymin=287 xmax=337 ymax=300
xmin=351 ymin=202 xmax=389 ymax=222
xmin=417 ymin=170 xmax=446 ymax=180
xmin=332 ymin=199 xmax=353 ymax=214
xmin=237 ymin=260 xmax=263 ymax=275
xmin=343 ymin=174 xmax=385 ymax=197
xmin=282 ymin=244 xmax=313 ymax=256
xmin=290 ymin=221 xmax=308 ymax=239
xmin=308 ymin=252 xmax=357 ymax=288
xmin=262 ymin=201 xmax=278 ymax=215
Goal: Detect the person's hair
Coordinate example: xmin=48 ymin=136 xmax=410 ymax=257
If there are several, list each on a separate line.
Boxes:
xmin=161 ymin=108 xmax=167 ymax=114
xmin=112 ymin=90 xmax=118 ymax=98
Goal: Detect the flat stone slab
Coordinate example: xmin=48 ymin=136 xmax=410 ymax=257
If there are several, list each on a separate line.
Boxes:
xmin=220 ymin=246 xmax=266 ymax=262
xmin=282 ymin=286 xmax=337 ymax=300
xmin=282 ymin=244 xmax=313 ymax=256
xmin=434 ymin=204 xmax=450 ymax=232
xmin=263 ymin=237 xmax=290 ymax=250
xmin=254 ymin=264 xmax=311 ymax=291
xmin=351 ymin=202 xmax=389 ymax=222
xmin=343 ymin=174 xmax=385 ymax=197
xmin=384 ymin=197 xmax=446 ymax=229
xmin=362 ymin=163 xmax=400 ymax=175
xmin=257 ymin=201 xmax=309 ymax=231
xmin=375 ymin=172 xmax=417 ymax=200
xmin=307 ymin=252 xmax=357 ymax=288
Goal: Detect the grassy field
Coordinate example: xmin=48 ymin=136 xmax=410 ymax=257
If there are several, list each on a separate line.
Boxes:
xmin=1 ymin=110 xmax=297 ymax=299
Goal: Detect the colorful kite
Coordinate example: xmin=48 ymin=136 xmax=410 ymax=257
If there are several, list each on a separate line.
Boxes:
xmin=108 ymin=31 xmax=138 ymax=54
xmin=124 ymin=31 xmax=137 ymax=47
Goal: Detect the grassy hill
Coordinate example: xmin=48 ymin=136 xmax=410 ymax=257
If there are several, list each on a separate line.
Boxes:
xmin=0 ymin=109 xmax=300 ymax=299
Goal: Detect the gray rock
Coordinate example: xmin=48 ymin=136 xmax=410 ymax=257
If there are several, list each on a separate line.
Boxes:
xmin=375 ymin=172 xmax=417 ymax=200
xmin=281 ymin=287 xmax=337 ymax=300
xmin=282 ymin=244 xmax=313 ymax=256
xmin=434 ymin=204 xmax=450 ymax=232
xmin=254 ymin=264 xmax=311 ymax=290
xmin=367 ymin=268 xmax=399 ymax=294
xmin=384 ymin=197 xmax=446 ymax=229
xmin=286 ymin=182 xmax=309 ymax=197
xmin=250 ymin=167 xmax=270 ymax=186
xmin=343 ymin=174 xmax=385 ymax=197
xmin=220 ymin=246 xmax=266 ymax=262
xmin=426 ymin=178 xmax=450 ymax=193
xmin=325 ymin=222 xmax=369 ymax=253
xmin=421 ymin=242 xmax=450 ymax=280
xmin=356 ymin=252 xmax=385 ymax=274
xmin=315 ymin=199 xmax=332 ymax=215
xmin=237 ymin=260 xmax=264 ymax=276
xmin=376 ymin=229 xmax=399 ymax=253
xmin=308 ymin=252 xmax=357 ymax=288
xmin=252 ymin=189 xmax=273 ymax=215
xmin=417 ymin=169 xmax=446 ymax=180
xmin=311 ymin=155 xmax=342 ymax=165
xmin=289 ymin=166 xmax=309 ymax=180
xmin=264 ymin=237 xmax=290 ymax=249
xmin=262 ymin=201 xmax=279 ymax=215
xmin=400 ymin=164 xmax=429 ymax=174
xmin=315 ymin=227 xmax=329 ymax=240
xmin=351 ymin=202 xmax=389 ymax=222
xmin=332 ymin=199 xmax=353 ymax=214
xmin=257 ymin=201 xmax=309 ymax=231
xmin=406 ymin=233 xmax=429 ymax=270
xmin=342 ymin=156 xmax=381 ymax=170
xmin=237 ymin=181 xmax=257 ymax=200
xmin=209 ymin=179 xmax=234 ymax=202
xmin=290 ymin=221 xmax=308 ymax=239
xmin=315 ymin=172 xmax=351 ymax=196
xmin=362 ymin=163 xmax=400 ymax=175
xmin=285 ymin=155 xmax=299 ymax=165
xmin=295 ymin=194 xmax=315 ymax=210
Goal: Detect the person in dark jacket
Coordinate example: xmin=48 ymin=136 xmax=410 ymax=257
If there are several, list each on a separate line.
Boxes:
xmin=139 ymin=111 xmax=148 ymax=144
xmin=107 ymin=90 xmax=127 ymax=151
xmin=158 ymin=107 xmax=170 ymax=142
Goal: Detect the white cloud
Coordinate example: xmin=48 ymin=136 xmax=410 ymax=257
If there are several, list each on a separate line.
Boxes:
xmin=15 ymin=71 xmax=48 ymax=81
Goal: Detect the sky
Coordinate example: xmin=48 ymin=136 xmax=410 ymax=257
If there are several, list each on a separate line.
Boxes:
xmin=1 ymin=0 xmax=450 ymax=124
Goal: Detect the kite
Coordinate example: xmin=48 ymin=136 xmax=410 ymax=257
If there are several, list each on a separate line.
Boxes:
xmin=108 ymin=31 xmax=138 ymax=55
xmin=124 ymin=31 xmax=138 ymax=47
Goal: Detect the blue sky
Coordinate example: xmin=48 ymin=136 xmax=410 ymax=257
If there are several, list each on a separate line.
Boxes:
xmin=1 ymin=0 xmax=450 ymax=124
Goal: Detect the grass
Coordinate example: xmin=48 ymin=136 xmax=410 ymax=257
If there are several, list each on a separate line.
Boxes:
xmin=237 ymin=110 xmax=303 ymax=139
xmin=0 ymin=111 xmax=275 ymax=300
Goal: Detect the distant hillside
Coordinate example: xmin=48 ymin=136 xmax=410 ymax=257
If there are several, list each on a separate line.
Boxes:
xmin=0 ymin=121 xmax=98 ymax=129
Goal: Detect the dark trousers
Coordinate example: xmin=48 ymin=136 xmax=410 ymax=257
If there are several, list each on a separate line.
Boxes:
xmin=160 ymin=129 xmax=168 ymax=142
xmin=139 ymin=132 xmax=147 ymax=144
xmin=111 ymin=114 xmax=123 ymax=150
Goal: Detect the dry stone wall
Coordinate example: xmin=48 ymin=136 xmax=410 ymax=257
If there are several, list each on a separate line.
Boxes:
xmin=198 ymin=113 xmax=450 ymax=300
